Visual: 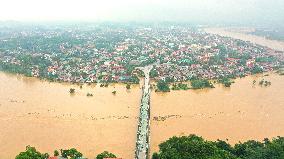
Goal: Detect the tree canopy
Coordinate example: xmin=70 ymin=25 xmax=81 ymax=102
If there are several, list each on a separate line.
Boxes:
xmin=15 ymin=146 xmax=49 ymax=159
xmin=156 ymin=80 xmax=170 ymax=92
xmin=60 ymin=148 xmax=83 ymax=159
xmin=152 ymin=135 xmax=284 ymax=159
xmin=96 ymin=151 xmax=117 ymax=159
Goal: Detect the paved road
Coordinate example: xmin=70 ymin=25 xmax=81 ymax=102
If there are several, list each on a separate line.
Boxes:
xmin=135 ymin=65 xmax=153 ymax=159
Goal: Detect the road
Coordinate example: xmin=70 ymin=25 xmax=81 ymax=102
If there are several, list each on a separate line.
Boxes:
xmin=135 ymin=65 xmax=153 ymax=159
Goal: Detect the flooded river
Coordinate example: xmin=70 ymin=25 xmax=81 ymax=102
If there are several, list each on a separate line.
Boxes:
xmin=150 ymin=73 xmax=284 ymax=153
xmin=0 ymin=72 xmax=141 ymax=159
xmin=0 ymin=71 xmax=284 ymax=158
xmin=204 ymin=28 xmax=284 ymax=51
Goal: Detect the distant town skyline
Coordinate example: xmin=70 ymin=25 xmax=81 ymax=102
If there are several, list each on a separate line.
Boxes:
xmin=0 ymin=0 xmax=284 ymax=27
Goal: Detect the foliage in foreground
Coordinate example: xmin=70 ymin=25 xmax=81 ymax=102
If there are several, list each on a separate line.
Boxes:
xmin=60 ymin=148 xmax=83 ymax=159
xmin=152 ymin=134 xmax=284 ymax=159
xmin=96 ymin=151 xmax=117 ymax=159
xmin=15 ymin=147 xmax=118 ymax=159
xmin=15 ymin=146 xmax=49 ymax=159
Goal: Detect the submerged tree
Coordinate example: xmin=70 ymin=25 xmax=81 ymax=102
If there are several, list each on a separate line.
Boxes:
xmin=69 ymin=88 xmax=75 ymax=94
xmin=126 ymin=83 xmax=131 ymax=89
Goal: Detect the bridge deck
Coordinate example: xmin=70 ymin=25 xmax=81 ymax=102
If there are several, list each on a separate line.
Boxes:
xmin=135 ymin=66 xmax=152 ymax=159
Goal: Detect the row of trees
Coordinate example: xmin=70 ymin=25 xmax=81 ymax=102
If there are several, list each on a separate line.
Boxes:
xmin=155 ymin=79 xmax=215 ymax=92
xmin=152 ymin=134 xmax=284 ymax=159
xmin=190 ymin=79 xmax=214 ymax=89
xmin=15 ymin=146 xmax=117 ymax=159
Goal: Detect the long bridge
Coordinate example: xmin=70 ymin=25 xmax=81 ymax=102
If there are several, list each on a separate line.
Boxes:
xmin=135 ymin=65 xmax=153 ymax=159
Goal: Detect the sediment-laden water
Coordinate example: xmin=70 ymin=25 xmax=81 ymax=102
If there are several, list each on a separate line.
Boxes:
xmin=0 ymin=72 xmax=141 ymax=159
xmin=150 ymin=73 xmax=284 ymax=154
xmin=1 ymin=71 xmax=284 ymax=158
xmin=204 ymin=28 xmax=284 ymax=51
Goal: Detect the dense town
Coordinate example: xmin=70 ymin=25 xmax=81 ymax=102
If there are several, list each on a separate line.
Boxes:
xmin=0 ymin=23 xmax=283 ymax=88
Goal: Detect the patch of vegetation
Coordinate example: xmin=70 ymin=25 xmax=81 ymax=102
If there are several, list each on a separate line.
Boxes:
xmin=152 ymin=134 xmax=284 ymax=159
xmin=190 ymin=79 xmax=214 ymax=89
xmin=251 ymin=65 xmax=263 ymax=74
xmin=96 ymin=151 xmax=117 ymax=159
xmin=87 ymin=93 xmax=93 ymax=97
xmin=218 ymin=78 xmax=234 ymax=87
xmin=16 ymin=146 xmax=118 ymax=159
xmin=54 ymin=150 xmax=59 ymax=156
xmin=171 ymin=83 xmax=189 ymax=90
xmin=126 ymin=83 xmax=131 ymax=89
xmin=129 ymin=75 xmax=140 ymax=84
xmin=259 ymin=79 xmax=271 ymax=86
xmin=100 ymin=83 xmax=109 ymax=87
xmin=276 ymin=68 xmax=284 ymax=75
xmin=150 ymin=68 xmax=159 ymax=78
xmin=69 ymin=88 xmax=75 ymax=94
xmin=60 ymin=148 xmax=83 ymax=159
xmin=16 ymin=146 xmax=49 ymax=159
xmin=156 ymin=80 xmax=170 ymax=92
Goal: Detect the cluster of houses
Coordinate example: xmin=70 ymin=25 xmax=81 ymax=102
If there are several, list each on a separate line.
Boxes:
xmin=0 ymin=25 xmax=283 ymax=83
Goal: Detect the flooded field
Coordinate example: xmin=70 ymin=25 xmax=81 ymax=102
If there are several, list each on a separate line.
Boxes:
xmin=204 ymin=28 xmax=284 ymax=51
xmin=0 ymin=72 xmax=141 ymax=159
xmin=1 ymin=71 xmax=284 ymax=158
xmin=150 ymin=73 xmax=284 ymax=153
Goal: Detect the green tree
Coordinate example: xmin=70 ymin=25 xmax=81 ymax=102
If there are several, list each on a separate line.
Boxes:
xmin=156 ymin=80 xmax=170 ymax=92
xmin=69 ymin=88 xmax=75 ymax=94
xmin=152 ymin=152 xmax=160 ymax=159
xmin=96 ymin=151 xmax=117 ymax=159
xmin=150 ymin=69 xmax=159 ymax=78
xmin=16 ymin=146 xmax=49 ymax=159
xmin=153 ymin=135 xmax=284 ymax=159
xmin=191 ymin=79 xmax=214 ymax=89
xmin=54 ymin=150 xmax=59 ymax=156
xmin=218 ymin=78 xmax=234 ymax=87
xmin=156 ymin=135 xmax=235 ymax=159
xmin=60 ymin=148 xmax=83 ymax=159
xmin=129 ymin=75 xmax=140 ymax=84
xmin=126 ymin=84 xmax=131 ymax=89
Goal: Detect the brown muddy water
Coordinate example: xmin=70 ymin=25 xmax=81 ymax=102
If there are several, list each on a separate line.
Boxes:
xmin=204 ymin=28 xmax=284 ymax=51
xmin=0 ymin=72 xmax=284 ymax=158
xmin=0 ymin=72 xmax=141 ymax=159
xmin=150 ymin=73 xmax=284 ymax=154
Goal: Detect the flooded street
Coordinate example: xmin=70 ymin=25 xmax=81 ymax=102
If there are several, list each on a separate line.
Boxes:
xmin=0 ymin=72 xmax=141 ymax=159
xmin=0 ymin=71 xmax=284 ymax=158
